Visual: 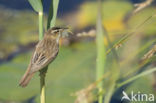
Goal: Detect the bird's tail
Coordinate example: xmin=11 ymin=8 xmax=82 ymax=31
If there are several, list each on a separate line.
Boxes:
xmin=19 ymin=66 xmax=34 ymax=87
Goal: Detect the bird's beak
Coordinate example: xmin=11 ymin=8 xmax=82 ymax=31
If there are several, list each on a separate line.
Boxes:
xmin=59 ymin=27 xmax=68 ymax=31
xmin=61 ymin=27 xmax=73 ymax=34
xmin=60 ymin=27 xmax=73 ymax=37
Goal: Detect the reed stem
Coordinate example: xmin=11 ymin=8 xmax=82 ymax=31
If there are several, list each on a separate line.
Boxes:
xmin=39 ymin=12 xmax=44 ymax=40
xmin=96 ymin=0 xmax=106 ymax=103
xmin=38 ymin=11 xmax=46 ymax=103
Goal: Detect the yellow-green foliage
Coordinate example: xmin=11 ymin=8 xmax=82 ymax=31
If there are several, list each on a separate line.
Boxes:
xmin=76 ymin=1 xmax=133 ymax=31
xmin=128 ymin=7 xmax=156 ymax=35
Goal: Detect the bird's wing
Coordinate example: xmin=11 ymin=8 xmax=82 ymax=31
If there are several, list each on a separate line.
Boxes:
xmin=29 ymin=40 xmax=59 ymax=73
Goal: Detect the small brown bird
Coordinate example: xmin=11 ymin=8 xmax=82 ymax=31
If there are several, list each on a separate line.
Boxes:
xmin=19 ymin=27 xmax=70 ymax=87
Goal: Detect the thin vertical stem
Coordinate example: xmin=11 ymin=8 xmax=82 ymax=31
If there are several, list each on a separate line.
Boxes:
xmin=96 ymin=0 xmax=106 ymax=103
xmin=40 ymin=67 xmax=48 ymax=103
xmin=39 ymin=12 xmax=44 ymax=40
xmin=40 ymin=72 xmax=46 ymax=103
xmin=38 ymin=11 xmax=46 ymax=103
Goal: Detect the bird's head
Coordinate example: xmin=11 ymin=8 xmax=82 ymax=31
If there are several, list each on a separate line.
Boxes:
xmin=46 ymin=27 xmax=72 ymax=38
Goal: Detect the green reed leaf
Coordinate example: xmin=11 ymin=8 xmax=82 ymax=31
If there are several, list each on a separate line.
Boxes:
xmin=28 ymin=0 xmax=43 ymax=12
xmin=47 ymin=0 xmax=60 ymax=29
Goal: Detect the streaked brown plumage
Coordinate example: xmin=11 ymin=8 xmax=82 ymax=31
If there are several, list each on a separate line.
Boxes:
xmin=19 ymin=27 xmax=69 ymax=87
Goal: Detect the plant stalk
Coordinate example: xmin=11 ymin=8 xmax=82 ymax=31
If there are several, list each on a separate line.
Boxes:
xmin=40 ymin=67 xmax=48 ymax=103
xmin=38 ymin=11 xmax=46 ymax=103
xmin=40 ymin=71 xmax=46 ymax=103
xmin=96 ymin=0 xmax=106 ymax=103
xmin=39 ymin=12 xmax=44 ymax=40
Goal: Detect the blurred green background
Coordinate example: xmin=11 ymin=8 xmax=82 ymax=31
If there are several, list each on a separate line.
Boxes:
xmin=0 ymin=0 xmax=156 ymax=103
